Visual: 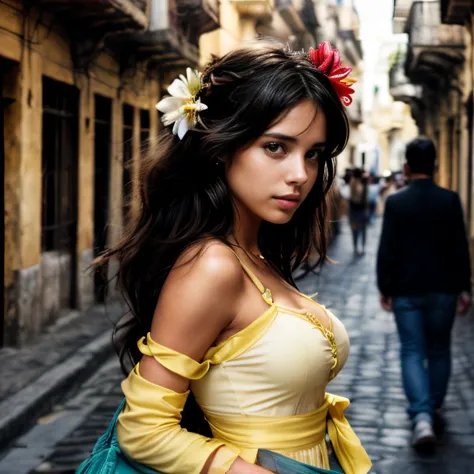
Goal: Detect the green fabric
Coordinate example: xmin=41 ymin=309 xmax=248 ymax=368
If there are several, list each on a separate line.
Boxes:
xmin=257 ymin=449 xmax=344 ymax=473
xmin=76 ymin=398 xmax=161 ymax=474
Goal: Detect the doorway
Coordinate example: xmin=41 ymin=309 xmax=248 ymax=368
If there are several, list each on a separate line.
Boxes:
xmin=93 ymin=94 xmax=112 ymax=302
xmin=122 ymin=104 xmax=134 ymax=224
xmin=42 ymin=77 xmax=79 ymax=317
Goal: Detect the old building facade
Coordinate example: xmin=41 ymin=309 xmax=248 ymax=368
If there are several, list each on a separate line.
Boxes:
xmin=1 ymin=0 xmax=218 ymax=347
xmin=3 ymin=0 xmax=351 ymax=347
xmin=391 ymin=0 xmax=474 ymax=291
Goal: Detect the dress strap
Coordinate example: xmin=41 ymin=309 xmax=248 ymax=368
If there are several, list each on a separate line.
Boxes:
xmin=138 ymin=333 xmax=212 ymax=380
xmin=227 ymin=247 xmax=273 ymax=305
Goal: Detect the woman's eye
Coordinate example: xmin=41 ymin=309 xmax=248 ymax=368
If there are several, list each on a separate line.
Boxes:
xmin=306 ymin=149 xmax=322 ymax=161
xmin=264 ymin=143 xmax=285 ymax=155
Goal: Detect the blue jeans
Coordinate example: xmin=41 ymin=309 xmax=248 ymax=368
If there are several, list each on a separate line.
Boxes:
xmin=392 ymin=293 xmax=457 ymax=425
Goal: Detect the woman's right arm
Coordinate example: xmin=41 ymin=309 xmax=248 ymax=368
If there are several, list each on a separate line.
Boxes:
xmin=116 ymin=242 xmax=273 ymax=474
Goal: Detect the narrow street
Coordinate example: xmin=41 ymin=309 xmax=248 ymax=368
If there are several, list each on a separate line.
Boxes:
xmin=1 ymin=219 xmax=473 ymax=474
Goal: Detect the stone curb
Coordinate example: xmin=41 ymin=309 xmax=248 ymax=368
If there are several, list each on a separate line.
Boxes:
xmin=0 ymin=330 xmax=115 ymax=450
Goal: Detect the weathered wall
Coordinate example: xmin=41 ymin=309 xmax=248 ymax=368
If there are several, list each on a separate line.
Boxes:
xmin=1 ymin=0 xmax=160 ymax=345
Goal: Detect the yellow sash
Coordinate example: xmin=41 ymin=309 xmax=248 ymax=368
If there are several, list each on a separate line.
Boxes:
xmin=205 ymin=393 xmax=372 ymax=474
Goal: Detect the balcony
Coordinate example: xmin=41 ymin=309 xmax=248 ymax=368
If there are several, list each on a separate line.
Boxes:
xmin=406 ymin=1 xmax=465 ymax=85
xmin=39 ymin=0 xmax=219 ymax=70
xmin=177 ymin=0 xmax=220 ymax=36
xmin=393 ymin=0 xmax=415 ymax=33
xmin=38 ymin=0 xmax=149 ymax=30
xmin=274 ymin=0 xmax=306 ymax=35
xmin=337 ymin=6 xmax=362 ymax=65
xmin=389 ymin=47 xmax=423 ymax=104
xmin=229 ymin=0 xmax=273 ymax=20
xmin=441 ymin=0 xmax=472 ymax=25
xmin=120 ymin=0 xmax=220 ymax=69
xmin=127 ymin=0 xmax=206 ymax=69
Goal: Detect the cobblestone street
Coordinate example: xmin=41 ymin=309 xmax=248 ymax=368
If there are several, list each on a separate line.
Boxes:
xmin=1 ymin=219 xmax=473 ymax=474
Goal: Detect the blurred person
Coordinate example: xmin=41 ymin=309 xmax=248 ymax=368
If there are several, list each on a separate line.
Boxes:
xmin=367 ymin=174 xmax=380 ymax=224
xmin=348 ymin=168 xmax=368 ymax=256
xmin=380 ymin=174 xmax=397 ymax=204
xmin=79 ymin=41 xmax=371 ymax=474
xmin=377 ymin=137 xmax=472 ymax=449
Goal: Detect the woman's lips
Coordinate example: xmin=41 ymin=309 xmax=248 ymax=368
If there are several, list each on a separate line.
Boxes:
xmin=274 ymin=198 xmax=300 ymax=209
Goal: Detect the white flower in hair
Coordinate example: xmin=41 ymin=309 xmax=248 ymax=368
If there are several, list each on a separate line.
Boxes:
xmin=156 ymin=68 xmax=208 ymax=140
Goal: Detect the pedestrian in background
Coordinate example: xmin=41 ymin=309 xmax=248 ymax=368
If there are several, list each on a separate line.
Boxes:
xmin=367 ymin=174 xmax=380 ymax=225
xmin=349 ymin=167 xmax=368 ymax=256
xmin=377 ymin=136 xmax=472 ymax=448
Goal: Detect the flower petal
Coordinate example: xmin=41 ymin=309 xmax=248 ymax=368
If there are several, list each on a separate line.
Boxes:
xmin=172 ymin=116 xmax=183 ymax=135
xmin=156 ymin=96 xmax=184 ymax=113
xmin=162 ymin=109 xmax=183 ymax=126
xmin=331 ymin=50 xmax=341 ymax=72
xmin=318 ymin=48 xmax=335 ymax=74
xmin=168 ymin=78 xmax=192 ymax=99
xmin=308 ymin=47 xmax=320 ymax=67
xmin=179 ymin=74 xmax=189 ymax=89
xmin=330 ymin=66 xmax=352 ymax=80
xmin=177 ymin=116 xmax=190 ymax=139
xmin=194 ymin=101 xmax=208 ymax=112
xmin=186 ymin=68 xmax=202 ymax=96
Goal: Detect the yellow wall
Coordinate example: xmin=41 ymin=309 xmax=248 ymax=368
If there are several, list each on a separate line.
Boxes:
xmin=199 ymin=0 xmax=263 ymax=65
xmin=1 ymin=0 xmax=160 ymax=274
xmin=2 ymin=0 xmax=161 ymax=339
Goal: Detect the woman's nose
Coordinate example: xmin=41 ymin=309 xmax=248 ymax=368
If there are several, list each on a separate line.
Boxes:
xmin=286 ymin=155 xmax=309 ymax=185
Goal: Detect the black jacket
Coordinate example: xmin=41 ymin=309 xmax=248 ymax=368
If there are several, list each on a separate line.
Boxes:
xmin=377 ymin=179 xmax=472 ymax=297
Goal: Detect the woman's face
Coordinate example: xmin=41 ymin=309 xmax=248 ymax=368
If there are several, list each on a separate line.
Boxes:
xmin=226 ymin=100 xmax=327 ymax=225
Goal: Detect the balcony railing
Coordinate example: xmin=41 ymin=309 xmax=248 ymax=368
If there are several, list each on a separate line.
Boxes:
xmin=405 ymin=1 xmax=465 ymax=83
xmin=407 ymin=1 xmax=464 ymax=48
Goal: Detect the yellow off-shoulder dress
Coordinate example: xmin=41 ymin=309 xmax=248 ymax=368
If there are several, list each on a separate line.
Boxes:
xmin=117 ymin=257 xmax=372 ymax=474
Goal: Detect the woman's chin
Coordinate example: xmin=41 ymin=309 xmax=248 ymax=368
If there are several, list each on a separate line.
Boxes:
xmin=262 ymin=210 xmax=295 ymax=225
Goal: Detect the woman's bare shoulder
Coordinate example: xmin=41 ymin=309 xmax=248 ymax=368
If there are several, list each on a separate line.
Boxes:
xmin=169 ymin=239 xmax=245 ymax=292
xmin=149 ymin=239 xmax=246 ymax=359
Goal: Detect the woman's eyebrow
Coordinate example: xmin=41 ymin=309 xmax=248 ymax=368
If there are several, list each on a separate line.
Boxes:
xmin=263 ymin=132 xmax=326 ymax=147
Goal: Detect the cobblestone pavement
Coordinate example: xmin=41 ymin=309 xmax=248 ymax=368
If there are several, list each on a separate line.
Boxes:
xmin=1 ymin=219 xmax=473 ymax=474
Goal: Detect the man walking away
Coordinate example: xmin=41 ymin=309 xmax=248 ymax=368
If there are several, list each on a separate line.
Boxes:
xmin=377 ymin=137 xmax=472 ymax=449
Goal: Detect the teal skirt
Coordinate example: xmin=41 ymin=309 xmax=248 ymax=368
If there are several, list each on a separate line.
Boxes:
xmin=257 ymin=449 xmax=344 ymax=473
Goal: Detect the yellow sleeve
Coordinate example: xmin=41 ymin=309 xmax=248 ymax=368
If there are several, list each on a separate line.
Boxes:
xmin=116 ymin=334 xmax=242 ymax=474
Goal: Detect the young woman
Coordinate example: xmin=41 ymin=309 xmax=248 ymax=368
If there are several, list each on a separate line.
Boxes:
xmin=92 ymin=41 xmax=371 ymax=474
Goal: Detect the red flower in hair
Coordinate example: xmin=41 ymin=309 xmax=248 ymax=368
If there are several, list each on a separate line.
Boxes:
xmin=308 ymin=41 xmax=356 ymax=106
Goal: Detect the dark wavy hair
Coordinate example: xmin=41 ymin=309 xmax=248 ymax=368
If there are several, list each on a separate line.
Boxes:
xmin=95 ymin=40 xmax=350 ymax=375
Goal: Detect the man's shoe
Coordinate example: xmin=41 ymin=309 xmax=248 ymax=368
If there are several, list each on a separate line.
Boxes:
xmin=412 ymin=420 xmax=436 ymax=447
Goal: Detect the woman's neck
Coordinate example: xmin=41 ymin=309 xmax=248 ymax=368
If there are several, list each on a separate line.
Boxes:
xmin=230 ymin=201 xmax=262 ymax=255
